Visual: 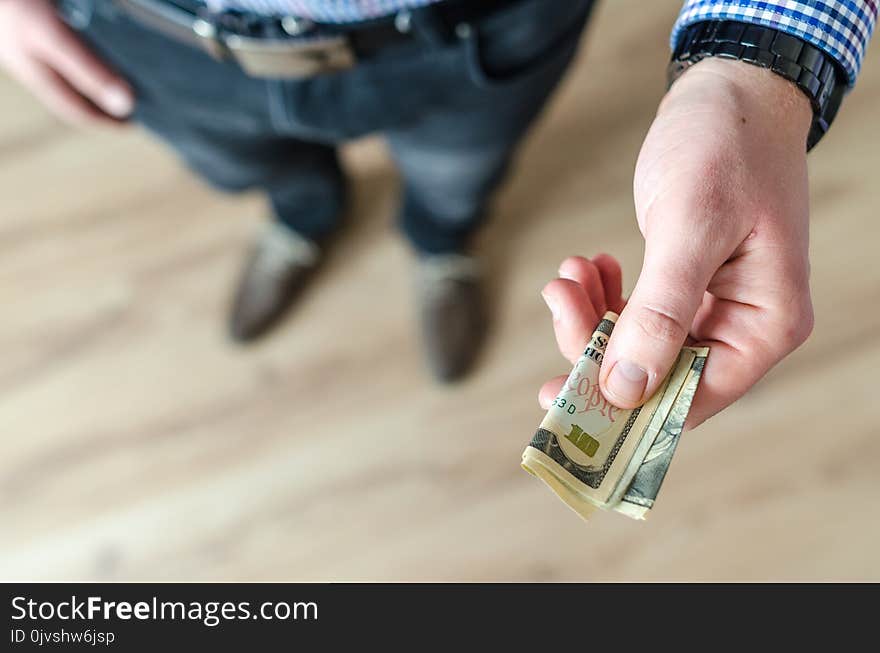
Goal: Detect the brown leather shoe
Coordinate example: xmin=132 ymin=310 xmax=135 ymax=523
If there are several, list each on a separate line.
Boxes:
xmin=229 ymin=223 xmax=321 ymax=343
xmin=417 ymin=254 xmax=487 ymax=383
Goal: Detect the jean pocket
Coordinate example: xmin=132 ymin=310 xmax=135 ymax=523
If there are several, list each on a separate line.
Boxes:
xmin=463 ymin=0 xmax=593 ymax=89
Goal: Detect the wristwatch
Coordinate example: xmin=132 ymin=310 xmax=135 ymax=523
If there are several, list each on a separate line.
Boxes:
xmin=669 ymin=20 xmax=846 ymax=151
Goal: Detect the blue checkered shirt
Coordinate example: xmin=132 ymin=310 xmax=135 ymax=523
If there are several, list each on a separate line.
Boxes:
xmin=674 ymin=1 xmax=877 ymax=85
xmin=209 ymin=1 xmax=876 ymax=85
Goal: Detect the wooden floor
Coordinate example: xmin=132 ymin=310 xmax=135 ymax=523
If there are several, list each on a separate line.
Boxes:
xmin=2 ymin=0 xmax=879 ymax=582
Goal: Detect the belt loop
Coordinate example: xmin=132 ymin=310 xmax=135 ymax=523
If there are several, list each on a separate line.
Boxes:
xmin=192 ymin=15 xmax=229 ymax=60
xmin=281 ymin=15 xmax=315 ymax=36
xmin=55 ymin=0 xmax=96 ymax=29
xmin=408 ymin=5 xmax=455 ymax=48
xmin=394 ymin=10 xmax=413 ymax=34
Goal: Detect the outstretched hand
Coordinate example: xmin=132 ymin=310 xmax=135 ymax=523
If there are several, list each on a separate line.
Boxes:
xmin=540 ymin=55 xmax=817 ymax=430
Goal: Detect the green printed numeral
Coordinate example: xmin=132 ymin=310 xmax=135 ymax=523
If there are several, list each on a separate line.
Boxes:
xmin=552 ymin=397 xmax=577 ymax=415
xmin=564 ymin=424 xmax=600 ymax=457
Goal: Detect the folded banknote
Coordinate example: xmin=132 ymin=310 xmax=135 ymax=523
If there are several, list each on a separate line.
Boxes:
xmin=522 ymin=312 xmax=708 ymax=521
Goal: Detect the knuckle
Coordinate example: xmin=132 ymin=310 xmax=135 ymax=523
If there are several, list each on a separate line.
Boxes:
xmin=559 ymin=256 xmax=598 ymax=283
xmin=560 ymin=255 xmax=592 ymax=272
xmin=23 ymin=12 xmax=57 ymax=42
xmin=542 ymin=277 xmax=572 ymax=298
xmin=80 ymin=68 xmax=114 ymax=93
xmin=777 ymin=294 xmax=814 ymax=351
xmin=560 ymin=255 xmax=588 ymax=268
xmin=544 ymin=276 xmax=585 ymax=301
xmin=632 ymin=303 xmax=689 ymax=346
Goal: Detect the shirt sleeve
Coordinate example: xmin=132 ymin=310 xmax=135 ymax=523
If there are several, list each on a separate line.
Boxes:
xmin=671 ymin=1 xmax=878 ymax=86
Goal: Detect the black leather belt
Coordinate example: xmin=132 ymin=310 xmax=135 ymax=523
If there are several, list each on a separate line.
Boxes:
xmin=102 ymin=0 xmax=514 ymax=78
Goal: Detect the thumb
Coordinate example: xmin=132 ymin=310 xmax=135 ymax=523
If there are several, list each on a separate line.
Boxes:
xmin=599 ymin=241 xmax=716 ymax=408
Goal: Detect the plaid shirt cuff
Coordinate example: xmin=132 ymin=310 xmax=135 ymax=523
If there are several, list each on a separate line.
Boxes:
xmin=672 ymin=1 xmax=878 ymax=86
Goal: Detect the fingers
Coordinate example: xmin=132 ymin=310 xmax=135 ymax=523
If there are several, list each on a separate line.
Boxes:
xmin=685 ymin=299 xmax=765 ymax=428
xmin=539 ymin=258 xmax=605 ymax=408
xmin=1 ymin=4 xmax=134 ymax=125
xmin=558 ymin=256 xmax=605 ymax=315
xmin=684 ymin=323 xmax=811 ymax=430
xmin=33 ymin=19 xmax=134 ymax=120
xmin=542 ymin=278 xmax=598 ymax=364
xmin=18 ymin=59 xmax=109 ymax=126
xmin=538 ymin=375 xmax=568 ymax=410
xmin=683 ymin=267 xmax=814 ymax=428
xmin=592 ymin=253 xmax=626 ymax=314
xmin=600 ymin=239 xmax=722 ymax=410
xmin=542 ymin=255 xmax=626 ymax=365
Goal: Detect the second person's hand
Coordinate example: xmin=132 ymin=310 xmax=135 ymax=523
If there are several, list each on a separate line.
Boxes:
xmin=0 ymin=0 xmax=134 ymax=125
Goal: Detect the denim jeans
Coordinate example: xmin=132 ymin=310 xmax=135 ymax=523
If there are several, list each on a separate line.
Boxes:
xmin=61 ymin=0 xmax=594 ymax=254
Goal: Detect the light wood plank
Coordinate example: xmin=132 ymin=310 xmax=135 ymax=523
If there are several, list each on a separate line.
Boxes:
xmin=1 ymin=0 xmax=878 ymax=581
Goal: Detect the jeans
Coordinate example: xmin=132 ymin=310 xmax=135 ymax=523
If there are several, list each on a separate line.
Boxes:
xmin=61 ymin=0 xmax=594 ymax=254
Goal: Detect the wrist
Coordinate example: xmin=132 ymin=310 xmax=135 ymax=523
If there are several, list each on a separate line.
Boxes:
xmin=661 ymin=57 xmax=813 ymax=149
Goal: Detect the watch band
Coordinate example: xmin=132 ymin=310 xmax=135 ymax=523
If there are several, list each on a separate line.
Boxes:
xmin=669 ymin=20 xmax=846 ymax=151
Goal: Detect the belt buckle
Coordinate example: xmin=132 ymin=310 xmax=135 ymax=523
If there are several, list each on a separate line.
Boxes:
xmin=224 ymin=33 xmax=356 ymax=79
xmin=192 ymin=18 xmax=228 ymax=60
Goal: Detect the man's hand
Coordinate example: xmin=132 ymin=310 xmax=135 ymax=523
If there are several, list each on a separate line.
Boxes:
xmin=541 ymin=58 xmax=815 ymax=428
xmin=0 ymin=0 xmax=133 ymax=125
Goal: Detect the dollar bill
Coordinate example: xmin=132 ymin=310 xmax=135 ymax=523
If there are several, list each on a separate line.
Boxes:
xmin=521 ymin=312 xmax=708 ymax=521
